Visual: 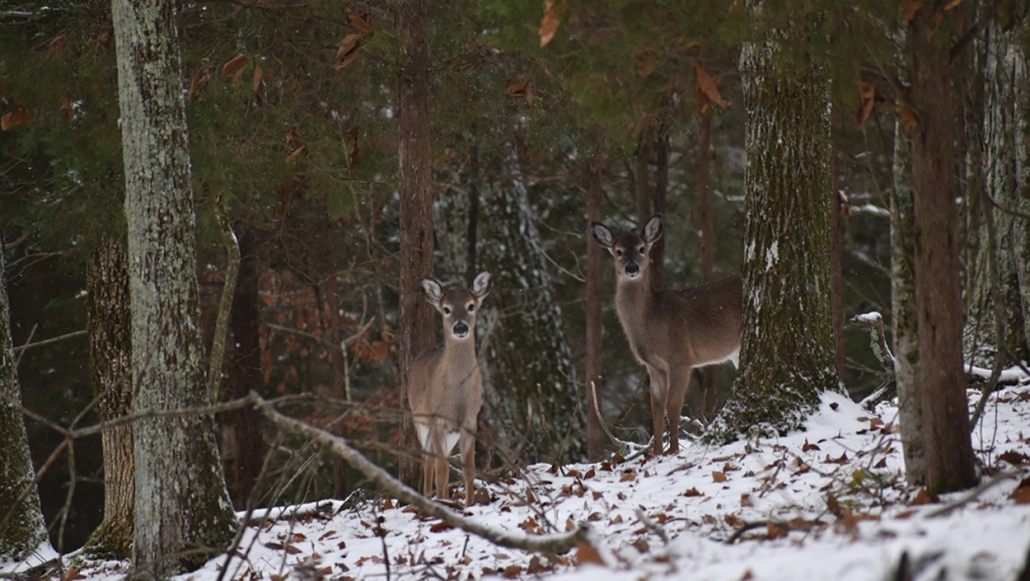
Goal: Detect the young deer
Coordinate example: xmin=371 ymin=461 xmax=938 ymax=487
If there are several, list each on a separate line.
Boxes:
xmin=407 ymin=272 xmax=491 ymax=506
xmin=591 ymin=214 xmax=742 ymax=455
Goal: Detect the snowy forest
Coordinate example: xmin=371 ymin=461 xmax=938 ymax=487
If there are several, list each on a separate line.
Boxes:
xmin=2 ymin=0 xmax=1030 ymax=579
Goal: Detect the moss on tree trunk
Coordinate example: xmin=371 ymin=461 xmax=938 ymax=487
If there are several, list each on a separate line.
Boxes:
xmin=706 ymin=36 xmax=844 ymax=444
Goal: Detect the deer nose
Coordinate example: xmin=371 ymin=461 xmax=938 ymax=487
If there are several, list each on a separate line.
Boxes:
xmin=625 ymin=262 xmax=640 ymax=277
xmin=453 ymin=321 xmax=469 ymax=338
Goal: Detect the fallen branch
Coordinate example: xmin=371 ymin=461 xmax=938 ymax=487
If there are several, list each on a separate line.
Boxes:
xmin=250 ymin=391 xmax=591 ymax=555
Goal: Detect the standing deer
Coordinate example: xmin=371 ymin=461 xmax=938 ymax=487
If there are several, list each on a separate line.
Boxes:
xmin=591 ymin=214 xmax=742 ymax=455
xmin=407 ymin=272 xmax=491 ymax=506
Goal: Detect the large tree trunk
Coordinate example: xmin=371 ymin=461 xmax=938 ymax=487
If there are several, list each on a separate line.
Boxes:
xmin=396 ymin=0 xmax=435 ymax=489
xmin=112 ymin=0 xmax=237 ymax=574
xmin=82 ymin=239 xmax=134 ymax=559
xmin=706 ymin=35 xmax=844 ymax=443
xmin=480 ymin=178 xmax=585 ymax=462
xmin=891 ymin=120 xmax=926 ymax=486
xmin=964 ymin=19 xmax=1030 ymax=366
xmin=907 ymin=2 xmax=976 ymax=492
xmin=0 ymin=234 xmax=48 ymax=563
xmin=230 ymin=222 xmax=266 ymax=508
xmin=585 ymin=155 xmax=606 ymax=461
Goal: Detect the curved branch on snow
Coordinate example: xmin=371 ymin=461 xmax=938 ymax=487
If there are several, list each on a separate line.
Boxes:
xmin=250 ymin=391 xmax=592 ymax=555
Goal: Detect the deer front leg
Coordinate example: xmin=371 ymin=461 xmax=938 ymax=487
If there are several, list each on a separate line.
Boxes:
xmin=416 ymin=422 xmax=435 ymax=497
xmin=647 ymin=366 xmax=668 ymax=456
xmin=433 ymin=434 xmax=451 ymax=501
xmin=665 ymin=367 xmax=693 ymax=455
xmin=459 ymin=430 xmax=476 ymax=507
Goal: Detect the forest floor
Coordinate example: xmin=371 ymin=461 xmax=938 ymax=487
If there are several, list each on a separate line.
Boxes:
xmin=9 ymin=379 xmax=1030 ymax=581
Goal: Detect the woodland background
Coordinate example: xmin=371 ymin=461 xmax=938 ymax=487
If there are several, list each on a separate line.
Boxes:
xmin=1 ymin=0 xmax=1027 ymax=567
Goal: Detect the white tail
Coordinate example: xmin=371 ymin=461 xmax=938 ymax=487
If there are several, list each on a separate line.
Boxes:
xmin=407 ymin=272 xmax=491 ymax=506
xmin=591 ymin=214 xmax=742 ymax=455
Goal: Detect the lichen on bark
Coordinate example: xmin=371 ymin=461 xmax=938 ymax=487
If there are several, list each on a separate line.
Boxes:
xmin=0 ymin=234 xmax=49 ymax=563
xmin=705 ymin=36 xmax=844 ymax=445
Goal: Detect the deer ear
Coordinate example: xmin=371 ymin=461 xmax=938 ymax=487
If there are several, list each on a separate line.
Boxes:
xmin=643 ymin=213 xmax=664 ymax=246
xmin=590 ymin=222 xmax=615 ymax=250
xmin=471 ymin=271 xmax=492 ymax=300
xmin=420 ymin=278 xmax=444 ymax=307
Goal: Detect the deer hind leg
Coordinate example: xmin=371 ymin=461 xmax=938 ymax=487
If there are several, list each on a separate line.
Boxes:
xmin=665 ymin=366 xmax=693 ymax=455
xmin=647 ymin=366 xmax=669 ymax=455
xmin=458 ymin=429 xmax=476 ymax=507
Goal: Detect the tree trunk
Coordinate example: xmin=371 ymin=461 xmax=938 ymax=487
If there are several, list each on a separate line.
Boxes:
xmin=696 ymin=111 xmax=720 ymax=420
xmin=480 ymin=178 xmax=585 ymax=462
xmin=652 ymin=128 xmax=669 ymax=287
xmin=82 ymin=239 xmax=134 ymax=559
xmin=830 ymin=111 xmax=845 ymax=375
xmin=396 ymin=0 xmax=435 ymax=489
xmin=230 ymin=222 xmax=266 ymax=508
xmin=585 ymin=155 xmax=606 ymax=461
xmin=891 ymin=119 xmax=926 ymax=486
xmin=706 ymin=35 xmax=844 ymax=444
xmin=907 ymin=2 xmax=976 ymax=492
xmin=112 ymin=0 xmax=237 ymax=574
xmin=964 ymin=19 xmax=1030 ymax=366
xmin=0 ymin=234 xmax=48 ymax=563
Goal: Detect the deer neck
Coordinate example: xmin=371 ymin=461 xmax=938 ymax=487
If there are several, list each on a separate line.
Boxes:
xmin=442 ymin=336 xmax=479 ymax=382
xmin=615 ymin=275 xmax=656 ymax=330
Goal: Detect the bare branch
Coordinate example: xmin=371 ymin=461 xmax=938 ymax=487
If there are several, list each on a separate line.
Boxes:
xmin=251 ymin=391 xmax=591 ymax=555
xmin=11 ymin=329 xmax=87 ymax=354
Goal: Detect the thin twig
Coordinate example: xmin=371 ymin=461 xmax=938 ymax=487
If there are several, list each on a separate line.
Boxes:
xmin=925 ymin=469 xmax=1022 ymax=518
xmin=11 ymin=329 xmax=87 ymax=354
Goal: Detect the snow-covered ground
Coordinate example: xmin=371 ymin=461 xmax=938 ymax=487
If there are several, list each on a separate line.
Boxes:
xmin=8 ymin=381 xmax=1030 ymax=581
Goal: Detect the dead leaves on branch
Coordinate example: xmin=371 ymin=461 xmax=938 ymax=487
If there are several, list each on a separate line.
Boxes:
xmin=1 ymin=105 xmax=29 ymax=131
xmin=335 ymin=12 xmax=372 ymax=70
xmin=854 ymin=81 xmax=918 ymax=132
xmin=539 ymin=0 xmax=565 ymax=48
xmin=694 ymin=62 xmax=727 ymax=115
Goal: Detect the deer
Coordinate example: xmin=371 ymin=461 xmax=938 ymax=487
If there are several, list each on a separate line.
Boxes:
xmin=407 ymin=272 xmax=491 ymax=506
xmin=591 ymin=214 xmax=742 ymax=456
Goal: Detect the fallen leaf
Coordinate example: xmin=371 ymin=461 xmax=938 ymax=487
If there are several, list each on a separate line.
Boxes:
xmin=910 ymin=488 xmax=939 ymax=505
xmin=712 ymin=470 xmax=727 ymax=483
xmin=429 ymin=521 xmax=453 ymax=533
xmin=803 ymin=438 xmax=821 ymax=452
xmin=502 ymin=565 xmax=523 ymax=579
xmin=683 ymin=487 xmax=702 ymax=497
xmin=766 ymin=521 xmax=789 ymax=539
xmin=574 ymin=539 xmax=605 ymax=566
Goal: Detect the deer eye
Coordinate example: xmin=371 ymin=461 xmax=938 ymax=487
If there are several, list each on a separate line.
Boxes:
xmin=615 ymin=249 xmax=623 ymax=257
xmin=638 ymin=246 xmax=646 ymax=255
xmin=467 ymin=303 xmax=475 ymax=313
xmin=443 ymin=306 xmax=451 ymax=315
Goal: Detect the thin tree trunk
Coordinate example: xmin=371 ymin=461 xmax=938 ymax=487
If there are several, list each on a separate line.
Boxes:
xmin=396 ymin=0 xmax=435 ymax=489
xmin=891 ymin=119 xmax=926 ymax=487
xmin=585 ymin=155 xmax=606 ymax=461
xmin=0 ymin=233 xmax=48 ymax=562
xmin=908 ymin=2 xmax=976 ymax=492
xmin=111 ymin=0 xmax=237 ymax=573
xmin=697 ymin=111 xmax=719 ymax=420
xmin=82 ymin=239 xmax=134 ymax=559
xmin=707 ymin=32 xmax=844 ymax=443
xmin=230 ymin=222 xmax=265 ymax=508
xmin=652 ymin=128 xmax=669 ymax=287
xmin=318 ymin=223 xmax=348 ymax=500
xmin=830 ymin=111 xmax=845 ymax=375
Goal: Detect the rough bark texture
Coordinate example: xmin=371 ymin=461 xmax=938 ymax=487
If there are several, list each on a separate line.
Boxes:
xmin=82 ymin=239 xmax=134 ymax=559
xmin=891 ymin=121 xmax=926 ymax=487
xmin=964 ymin=19 xmax=1030 ymax=366
xmin=585 ymin=156 xmax=606 ymax=461
xmin=0 ymin=235 xmax=48 ymax=563
xmin=830 ymin=116 xmax=844 ymax=375
xmin=480 ymin=178 xmax=585 ymax=462
xmin=652 ymin=129 xmax=669 ymax=288
xmin=706 ymin=38 xmax=844 ymax=444
xmin=908 ymin=3 xmax=976 ymax=492
xmin=230 ymin=222 xmax=265 ymax=508
xmin=111 ymin=0 xmax=237 ymax=574
xmin=396 ymin=0 xmax=435 ymax=490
